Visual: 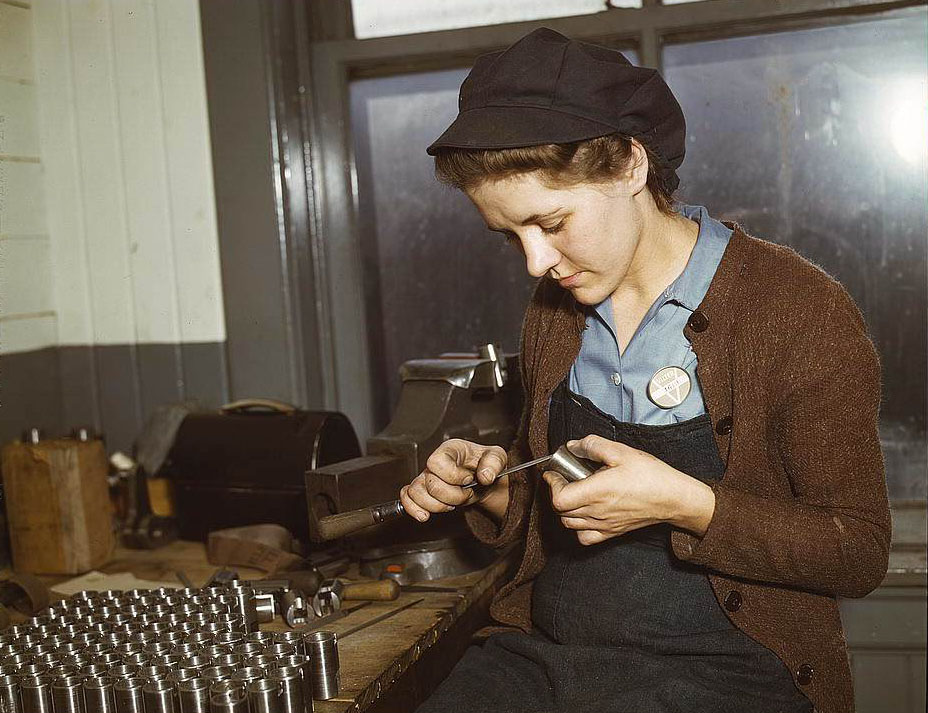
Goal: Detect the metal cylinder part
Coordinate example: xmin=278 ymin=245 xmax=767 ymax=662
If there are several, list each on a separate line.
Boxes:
xmin=0 ymin=674 xmax=21 ymax=713
xmin=177 ymin=678 xmax=210 ymax=713
xmin=106 ymin=666 xmax=136 ymax=682
xmin=199 ymin=667 xmax=234 ymax=685
xmin=229 ymin=669 xmax=263 ymax=688
xmin=244 ymin=655 xmax=276 ymax=671
xmin=252 ymin=596 xmax=276 ymax=625
xmin=267 ymin=666 xmax=311 ymax=713
xmin=208 ymin=682 xmax=247 ymax=713
xmin=51 ymin=676 xmax=84 ymax=713
xmin=112 ymin=678 xmax=145 ymax=713
xmin=20 ymin=675 xmax=54 ymax=713
xmin=142 ymin=679 xmax=176 ymax=713
xmin=304 ymin=632 xmax=338 ymax=701
xmin=548 ymin=444 xmax=597 ymax=482
xmin=83 ymin=677 xmax=116 ymax=713
xmin=245 ymin=679 xmax=281 ymax=713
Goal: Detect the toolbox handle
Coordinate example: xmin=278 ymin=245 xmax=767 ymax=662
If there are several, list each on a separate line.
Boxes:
xmin=220 ymin=398 xmax=297 ymax=414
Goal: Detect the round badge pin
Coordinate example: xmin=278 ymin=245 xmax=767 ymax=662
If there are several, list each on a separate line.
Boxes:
xmin=647 ymin=366 xmax=691 ymax=409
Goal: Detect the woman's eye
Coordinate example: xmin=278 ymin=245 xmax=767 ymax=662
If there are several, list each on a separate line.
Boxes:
xmin=541 ymin=220 xmax=566 ymax=235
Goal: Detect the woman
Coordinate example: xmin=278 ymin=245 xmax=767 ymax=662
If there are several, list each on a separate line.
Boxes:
xmin=399 ymin=28 xmax=890 ymax=713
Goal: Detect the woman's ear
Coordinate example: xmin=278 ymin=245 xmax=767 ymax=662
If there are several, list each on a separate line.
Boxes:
xmin=625 ymin=139 xmax=650 ymax=195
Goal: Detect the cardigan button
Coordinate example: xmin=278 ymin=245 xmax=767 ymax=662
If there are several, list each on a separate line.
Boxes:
xmin=723 ymin=590 xmax=742 ymax=612
xmin=687 ymin=310 xmax=709 ymax=332
xmin=796 ymin=664 xmax=814 ymax=686
xmin=715 ymin=416 xmax=733 ymax=436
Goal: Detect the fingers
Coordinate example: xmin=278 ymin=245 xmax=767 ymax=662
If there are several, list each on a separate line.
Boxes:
xmin=474 ymin=446 xmax=508 ymax=486
xmin=543 ymin=470 xmax=595 ymax=514
xmin=425 ymin=439 xmax=476 ymax=486
xmin=566 ymin=434 xmax=629 ymax=467
xmin=399 ymin=484 xmax=432 ymax=523
xmin=403 ymin=440 xmax=508 ymax=523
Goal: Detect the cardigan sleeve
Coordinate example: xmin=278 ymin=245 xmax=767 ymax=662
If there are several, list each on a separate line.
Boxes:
xmin=671 ymin=284 xmax=891 ymax=598
xmin=463 ymin=282 xmax=545 ymax=548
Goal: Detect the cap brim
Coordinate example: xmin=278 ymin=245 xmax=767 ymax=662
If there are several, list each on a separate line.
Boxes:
xmin=426 ymin=106 xmax=617 ymax=155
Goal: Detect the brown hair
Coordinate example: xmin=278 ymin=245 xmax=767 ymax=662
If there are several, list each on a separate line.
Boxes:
xmin=433 ymin=134 xmax=677 ymax=216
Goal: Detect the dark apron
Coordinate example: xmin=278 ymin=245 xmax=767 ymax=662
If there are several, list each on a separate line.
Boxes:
xmin=417 ymin=381 xmax=813 ymax=713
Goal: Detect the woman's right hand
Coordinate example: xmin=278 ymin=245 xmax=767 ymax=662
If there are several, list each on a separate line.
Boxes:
xmin=400 ymin=439 xmax=509 ymax=522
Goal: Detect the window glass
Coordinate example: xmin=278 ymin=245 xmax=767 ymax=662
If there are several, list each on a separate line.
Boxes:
xmin=664 ymin=12 xmax=928 ymax=499
xmin=351 ymin=0 xmax=616 ymax=39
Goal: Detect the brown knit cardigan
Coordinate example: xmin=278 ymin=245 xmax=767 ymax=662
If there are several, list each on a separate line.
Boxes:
xmin=464 ymin=223 xmax=891 ymax=713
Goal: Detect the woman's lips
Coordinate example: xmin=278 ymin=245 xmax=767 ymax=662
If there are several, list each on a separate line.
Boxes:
xmin=557 ymin=272 xmax=582 ymax=288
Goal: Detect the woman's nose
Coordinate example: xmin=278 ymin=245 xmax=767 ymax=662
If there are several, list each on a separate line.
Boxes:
xmin=521 ymin=233 xmax=561 ymax=278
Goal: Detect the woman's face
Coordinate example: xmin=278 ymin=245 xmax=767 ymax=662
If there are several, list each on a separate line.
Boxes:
xmin=466 ymin=171 xmax=643 ymax=306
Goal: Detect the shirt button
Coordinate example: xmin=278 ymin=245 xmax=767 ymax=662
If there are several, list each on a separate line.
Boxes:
xmin=687 ymin=310 xmax=710 ymax=332
xmin=611 ymin=372 xmax=622 ymax=386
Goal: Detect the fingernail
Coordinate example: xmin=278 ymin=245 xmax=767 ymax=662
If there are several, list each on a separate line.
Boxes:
xmin=416 ymin=513 xmax=428 ymax=522
xmin=478 ymin=468 xmax=493 ymax=480
xmin=462 ymin=475 xmax=474 ymax=485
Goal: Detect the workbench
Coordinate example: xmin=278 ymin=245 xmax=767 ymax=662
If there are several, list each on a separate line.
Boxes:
xmin=36 ymin=540 xmax=518 ymax=713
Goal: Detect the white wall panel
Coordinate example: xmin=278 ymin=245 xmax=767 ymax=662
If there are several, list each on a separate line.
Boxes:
xmin=155 ymin=0 xmax=224 ymax=342
xmin=0 ymin=237 xmax=52 ymax=315
xmin=67 ymin=0 xmax=135 ymax=344
xmin=32 ymin=0 xmax=94 ymax=346
xmin=110 ymin=0 xmax=180 ymax=344
xmin=0 ymin=313 xmax=57 ymax=353
xmin=31 ymin=0 xmax=225 ymax=347
xmin=0 ymin=79 xmax=39 ymax=158
xmin=1 ymin=161 xmax=46 ymax=234
xmin=0 ymin=4 xmax=33 ymax=81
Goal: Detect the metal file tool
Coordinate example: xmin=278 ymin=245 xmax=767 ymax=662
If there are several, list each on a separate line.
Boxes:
xmin=316 ymin=444 xmax=599 ymax=540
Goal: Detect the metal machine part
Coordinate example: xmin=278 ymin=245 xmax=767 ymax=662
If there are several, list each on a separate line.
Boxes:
xmin=209 ymin=681 xmax=247 ymax=713
xmin=177 ymin=678 xmax=211 ymax=713
xmin=360 ymin=538 xmax=495 ymax=585
xmin=84 ymin=677 xmax=117 ymax=713
xmin=267 ymin=666 xmax=310 ymax=713
xmin=246 ymin=679 xmax=282 ymax=713
xmin=310 ymin=581 xmax=343 ymax=618
xmin=1 ymin=583 xmax=349 ymax=708
xmin=305 ymin=346 xmax=521 ymax=581
xmin=253 ymin=594 xmax=276 ymax=624
xmin=279 ymin=590 xmax=310 ymax=628
xmin=304 ymin=632 xmax=338 ymax=701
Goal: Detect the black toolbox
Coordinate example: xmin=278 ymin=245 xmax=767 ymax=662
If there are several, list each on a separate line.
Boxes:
xmin=161 ymin=400 xmax=361 ymax=542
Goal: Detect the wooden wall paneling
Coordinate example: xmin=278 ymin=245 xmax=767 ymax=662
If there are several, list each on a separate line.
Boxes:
xmin=2 ymin=162 xmax=45 ymax=235
xmin=0 ymin=80 xmax=38 ymax=157
xmin=155 ymin=0 xmax=226 ymax=346
xmin=109 ymin=0 xmax=181 ymax=348
xmin=0 ymin=237 xmax=52 ymax=316
xmin=0 ymin=3 xmax=32 ymax=81
xmin=67 ymin=0 xmax=136 ymax=345
xmin=32 ymin=0 xmax=95 ymax=348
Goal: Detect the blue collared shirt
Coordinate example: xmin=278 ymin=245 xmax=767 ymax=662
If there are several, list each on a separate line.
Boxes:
xmin=567 ymin=203 xmax=732 ymax=425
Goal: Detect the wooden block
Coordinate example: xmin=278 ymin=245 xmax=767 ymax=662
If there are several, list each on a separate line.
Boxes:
xmin=1 ymin=438 xmax=115 ymax=574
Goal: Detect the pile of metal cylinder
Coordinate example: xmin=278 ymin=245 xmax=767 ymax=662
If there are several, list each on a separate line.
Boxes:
xmin=0 ymin=582 xmax=341 ymax=713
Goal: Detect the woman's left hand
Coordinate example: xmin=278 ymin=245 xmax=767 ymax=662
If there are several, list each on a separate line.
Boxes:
xmin=543 ymin=434 xmax=716 ymax=546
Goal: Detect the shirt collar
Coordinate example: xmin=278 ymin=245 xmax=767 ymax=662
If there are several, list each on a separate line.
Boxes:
xmin=658 ymin=202 xmax=732 ymax=311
